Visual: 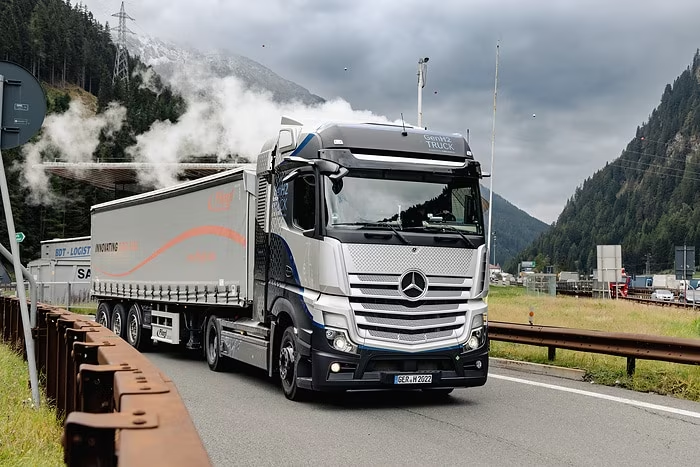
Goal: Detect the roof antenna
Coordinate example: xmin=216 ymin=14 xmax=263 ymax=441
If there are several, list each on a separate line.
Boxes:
xmin=400 ymin=113 xmax=408 ymax=136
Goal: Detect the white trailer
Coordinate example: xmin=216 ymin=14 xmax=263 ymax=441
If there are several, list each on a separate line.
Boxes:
xmin=28 ymin=236 xmax=92 ymax=307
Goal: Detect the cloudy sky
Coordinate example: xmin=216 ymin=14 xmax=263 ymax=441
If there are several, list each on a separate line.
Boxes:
xmin=81 ymin=0 xmax=700 ymax=224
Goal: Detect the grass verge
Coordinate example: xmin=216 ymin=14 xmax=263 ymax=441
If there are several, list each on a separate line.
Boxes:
xmin=0 ymin=344 xmax=63 ymax=466
xmin=487 ymin=285 xmax=700 ymax=401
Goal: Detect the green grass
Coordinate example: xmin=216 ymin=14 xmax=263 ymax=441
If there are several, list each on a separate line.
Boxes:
xmin=67 ymin=306 xmax=96 ymax=316
xmin=0 ymin=344 xmax=63 ymax=466
xmin=486 ymin=285 xmax=700 ymax=401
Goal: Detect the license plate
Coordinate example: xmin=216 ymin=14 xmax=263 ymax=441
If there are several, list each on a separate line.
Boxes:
xmin=394 ymin=374 xmax=433 ymax=384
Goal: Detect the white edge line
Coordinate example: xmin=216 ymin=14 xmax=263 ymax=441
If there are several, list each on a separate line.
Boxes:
xmin=489 ymin=373 xmax=700 ymax=420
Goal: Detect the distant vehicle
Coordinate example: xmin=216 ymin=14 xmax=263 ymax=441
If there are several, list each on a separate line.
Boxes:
xmin=651 ymin=289 xmax=674 ymax=301
xmin=679 ymin=287 xmax=698 ymax=303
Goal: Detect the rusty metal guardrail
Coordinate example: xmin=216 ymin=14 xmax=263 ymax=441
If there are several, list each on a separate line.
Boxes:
xmin=0 ymin=296 xmax=211 ymax=467
xmin=489 ymin=320 xmax=700 ymax=376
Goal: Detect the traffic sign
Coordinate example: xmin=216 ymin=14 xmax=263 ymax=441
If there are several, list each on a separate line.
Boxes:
xmin=15 ymin=232 xmax=24 ymax=243
xmin=0 ymin=61 xmax=47 ymax=149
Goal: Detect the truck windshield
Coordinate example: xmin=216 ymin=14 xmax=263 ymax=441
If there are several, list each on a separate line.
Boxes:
xmin=324 ymin=174 xmax=484 ymax=234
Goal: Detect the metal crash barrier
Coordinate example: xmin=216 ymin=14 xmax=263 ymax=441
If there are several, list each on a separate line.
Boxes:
xmin=0 ymin=296 xmax=211 ymax=467
xmin=489 ymin=320 xmax=700 ymax=376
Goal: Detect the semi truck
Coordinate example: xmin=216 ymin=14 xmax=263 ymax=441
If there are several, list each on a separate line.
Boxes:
xmin=90 ymin=118 xmax=490 ymax=400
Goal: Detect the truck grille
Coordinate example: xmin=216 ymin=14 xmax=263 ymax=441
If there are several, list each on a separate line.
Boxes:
xmin=349 ymin=273 xmax=472 ymax=345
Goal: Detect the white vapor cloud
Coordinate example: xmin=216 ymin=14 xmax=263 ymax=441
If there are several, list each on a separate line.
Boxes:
xmin=21 ymin=101 xmax=126 ymax=203
xmin=126 ymin=63 xmax=395 ymax=188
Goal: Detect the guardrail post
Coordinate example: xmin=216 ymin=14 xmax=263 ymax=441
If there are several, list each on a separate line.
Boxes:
xmin=45 ymin=312 xmax=62 ymax=403
xmin=33 ymin=306 xmax=48 ymax=375
xmin=9 ymin=299 xmax=18 ymax=348
xmin=56 ymin=318 xmax=74 ymax=416
xmin=626 ymin=357 xmax=636 ymax=376
xmin=63 ymin=411 xmax=158 ymax=467
xmin=78 ymin=363 xmax=129 ymax=414
xmin=548 ymin=346 xmax=556 ymax=361
xmin=0 ymin=297 xmax=5 ymax=338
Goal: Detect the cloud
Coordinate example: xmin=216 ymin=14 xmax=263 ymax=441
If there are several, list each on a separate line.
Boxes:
xmin=125 ymin=63 xmax=395 ymax=188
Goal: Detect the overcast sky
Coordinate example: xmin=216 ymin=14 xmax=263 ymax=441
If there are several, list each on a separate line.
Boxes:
xmin=82 ymin=0 xmax=700 ymax=224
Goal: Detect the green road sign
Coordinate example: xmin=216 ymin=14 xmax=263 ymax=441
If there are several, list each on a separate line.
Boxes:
xmin=15 ymin=232 xmax=25 ymax=243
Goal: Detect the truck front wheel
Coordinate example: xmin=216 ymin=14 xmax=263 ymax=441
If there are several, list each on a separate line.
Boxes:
xmin=279 ymin=326 xmax=308 ymax=401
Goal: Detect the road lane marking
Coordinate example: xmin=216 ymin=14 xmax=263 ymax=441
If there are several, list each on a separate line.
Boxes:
xmin=490 ymin=373 xmax=700 ymax=420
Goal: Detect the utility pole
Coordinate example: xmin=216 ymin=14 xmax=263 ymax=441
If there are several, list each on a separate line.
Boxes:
xmin=417 ymin=57 xmax=429 ymax=128
xmin=112 ymin=2 xmax=134 ymax=84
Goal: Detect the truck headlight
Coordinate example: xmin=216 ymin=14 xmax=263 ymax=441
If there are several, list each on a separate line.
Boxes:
xmin=464 ymin=314 xmax=486 ymax=351
xmin=325 ymin=328 xmax=357 ymax=354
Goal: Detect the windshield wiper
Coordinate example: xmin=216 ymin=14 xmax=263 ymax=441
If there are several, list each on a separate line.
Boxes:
xmin=331 ymin=222 xmax=411 ymax=245
xmin=404 ymin=225 xmax=477 ymax=248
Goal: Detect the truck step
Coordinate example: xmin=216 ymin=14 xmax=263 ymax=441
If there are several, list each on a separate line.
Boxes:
xmin=220 ymin=318 xmax=270 ymax=340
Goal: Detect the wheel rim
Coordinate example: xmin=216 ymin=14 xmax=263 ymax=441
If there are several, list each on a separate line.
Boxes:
xmin=128 ymin=313 xmax=138 ymax=344
xmin=207 ymin=325 xmax=218 ymax=364
xmin=97 ymin=311 xmax=108 ymax=327
xmin=279 ymin=336 xmax=295 ymax=386
xmin=113 ymin=312 xmax=122 ymax=336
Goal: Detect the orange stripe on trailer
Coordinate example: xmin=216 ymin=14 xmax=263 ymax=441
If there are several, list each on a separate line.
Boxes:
xmin=95 ymin=225 xmax=246 ymax=278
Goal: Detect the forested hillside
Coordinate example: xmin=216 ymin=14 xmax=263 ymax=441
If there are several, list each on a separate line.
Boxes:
xmin=482 ymin=187 xmax=550 ymax=267
xmin=0 ymin=0 xmax=184 ymax=263
xmin=510 ymin=50 xmax=700 ymax=276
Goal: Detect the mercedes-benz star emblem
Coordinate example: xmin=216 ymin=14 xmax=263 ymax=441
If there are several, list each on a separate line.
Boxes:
xmin=399 ymin=270 xmax=428 ymax=300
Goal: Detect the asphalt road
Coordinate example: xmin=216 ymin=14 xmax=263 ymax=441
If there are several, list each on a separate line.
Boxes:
xmin=147 ymin=349 xmax=700 ymax=466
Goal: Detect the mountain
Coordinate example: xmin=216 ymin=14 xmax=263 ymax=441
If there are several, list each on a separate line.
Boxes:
xmin=483 ymin=187 xmax=550 ymax=267
xmin=509 ymin=50 xmax=700 ymax=276
xmin=126 ymin=34 xmax=325 ymax=106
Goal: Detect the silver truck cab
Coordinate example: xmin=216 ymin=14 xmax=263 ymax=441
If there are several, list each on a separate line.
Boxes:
xmin=255 ymin=119 xmax=489 ymax=399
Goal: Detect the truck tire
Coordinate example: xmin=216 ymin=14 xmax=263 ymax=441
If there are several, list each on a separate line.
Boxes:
xmin=126 ymin=303 xmax=151 ymax=351
xmin=111 ymin=302 xmax=128 ymax=339
xmin=278 ymin=326 xmax=309 ymax=401
xmin=205 ymin=316 xmax=226 ymax=372
xmin=96 ymin=301 xmax=112 ymax=329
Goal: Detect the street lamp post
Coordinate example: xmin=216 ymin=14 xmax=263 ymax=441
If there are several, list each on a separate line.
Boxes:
xmin=417 ymin=57 xmax=429 ymax=128
xmin=492 ymin=232 xmax=497 ymax=266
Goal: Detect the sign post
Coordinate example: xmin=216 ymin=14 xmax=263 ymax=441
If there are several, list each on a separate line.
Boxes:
xmin=0 ymin=61 xmax=47 ymax=408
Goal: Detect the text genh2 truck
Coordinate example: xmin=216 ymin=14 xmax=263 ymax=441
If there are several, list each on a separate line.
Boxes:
xmin=90 ymin=118 xmax=490 ymax=400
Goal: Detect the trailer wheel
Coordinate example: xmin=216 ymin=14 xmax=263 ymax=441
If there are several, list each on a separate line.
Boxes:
xmin=205 ymin=316 xmax=226 ymax=372
xmin=96 ymin=302 xmax=112 ymax=329
xmin=126 ymin=303 xmax=151 ymax=351
xmin=111 ymin=303 xmax=128 ymax=339
xmin=279 ymin=326 xmax=308 ymax=401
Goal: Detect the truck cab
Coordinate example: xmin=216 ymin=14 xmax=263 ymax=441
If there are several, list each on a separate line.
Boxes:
xmin=254 ymin=119 xmax=489 ymax=399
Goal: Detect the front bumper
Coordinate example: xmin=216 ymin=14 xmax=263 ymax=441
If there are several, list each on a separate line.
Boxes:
xmin=302 ymin=333 xmax=489 ymax=391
